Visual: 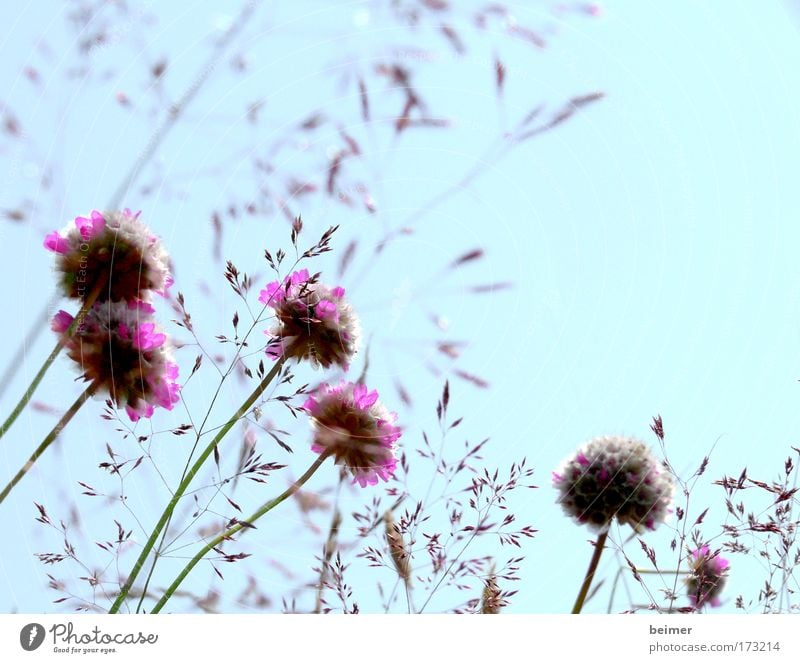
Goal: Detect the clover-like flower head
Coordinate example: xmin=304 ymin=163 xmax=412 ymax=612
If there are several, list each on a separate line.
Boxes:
xmin=303 ymin=381 xmax=400 ymax=487
xmin=553 ymin=435 xmax=674 ymax=532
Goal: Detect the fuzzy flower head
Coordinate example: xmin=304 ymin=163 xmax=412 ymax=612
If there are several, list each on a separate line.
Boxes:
xmin=258 ymin=269 xmax=359 ymax=369
xmin=686 ymin=545 xmax=729 ymax=608
xmin=44 ymin=209 xmax=172 ymax=302
xmin=52 ymin=301 xmax=180 ymax=421
xmin=553 ymin=435 xmax=674 ymax=532
xmin=303 ymin=381 xmax=401 ymax=487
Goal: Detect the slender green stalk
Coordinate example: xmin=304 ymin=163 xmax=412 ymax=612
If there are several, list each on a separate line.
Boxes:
xmin=0 ymin=295 xmax=55 ymax=401
xmin=572 ymin=529 xmax=609 ymax=614
xmin=151 ymin=450 xmax=331 ymax=613
xmin=0 ymin=384 xmax=97 ymax=504
xmin=0 ymin=276 xmax=107 ymax=444
xmin=108 ymin=357 xmax=286 ymax=614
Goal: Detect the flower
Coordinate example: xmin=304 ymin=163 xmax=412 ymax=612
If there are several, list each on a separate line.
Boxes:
xmin=686 ymin=544 xmax=729 ymax=608
xmin=44 ymin=209 xmax=172 ymax=302
xmin=553 ymin=435 xmax=674 ymax=532
xmin=52 ymin=301 xmax=180 ymax=421
xmin=302 ymin=381 xmax=400 ymax=487
xmin=258 ymin=269 xmax=359 ymax=369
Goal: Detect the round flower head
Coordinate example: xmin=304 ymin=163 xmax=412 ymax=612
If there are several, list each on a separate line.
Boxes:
xmin=303 ymin=381 xmax=401 ymax=487
xmin=553 ymin=436 xmax=674 ymax=532
xmin=258 ymin=269 xmax=360 ymax=369
xmin=51 ymin=301 xmax=180 ymax=421
xmin=44 ymin=209 xmax=172 ymax=302
xmin=686 ymin=545 xmax=729 ymax=608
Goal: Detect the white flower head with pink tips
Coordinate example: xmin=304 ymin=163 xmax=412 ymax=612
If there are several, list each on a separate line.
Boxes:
xmin=51 ymin=300 xmax=180 ymax=421
xmin=303 ymin=381 xmax=401 ymax=487
xmin=44 ymin=209 xmax=171 ymax=303
xmin=258 ymin=269 xmax=360 ymax=369
xmin=553 ymin=435 xmax=674 ymax=533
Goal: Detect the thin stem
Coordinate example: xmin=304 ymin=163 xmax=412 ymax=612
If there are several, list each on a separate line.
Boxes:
xmin=0 ymin=294 xmax=56 ymax=401
xmin=151 ymin=450 xmax=332 ymax=613
xmin=572 ymin=530 xmax=609 ymax=614
xmin=0 ymin=384 xmax=97 ymax=504
xmin=0 ymin=276 xmax=107 ymax=444
xmin=108 ymin=357 xmax=286 ymax=614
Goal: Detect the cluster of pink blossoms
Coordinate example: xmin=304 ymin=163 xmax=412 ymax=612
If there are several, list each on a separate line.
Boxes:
xmin=553 ymin=436 xmax=674 ymax=532
xmin=44 ymin=209 xmax=172 ymax=302
xmin=52 ymin=302 xmax=180 ymax=421
xmin=258 ymin=269 xmax=360 ymax=370
xmin=46 ymin=210 xmax=179 ymax=421
xmin=258 ymin=267 xmax=400 ymax=487
xmin=686 ymin=544 xmax=729 ymax=608
xmin=302 ymin=381 xmax=401 ymax=487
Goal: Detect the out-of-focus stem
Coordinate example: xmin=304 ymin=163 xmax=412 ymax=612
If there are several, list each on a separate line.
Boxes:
xmin=0 ymin=276 xmax=107 ymax=444
xmin=0 ymin=384 xmax=97 ymax=504
xmin=572 ymin=530 xmax=609 ymax=614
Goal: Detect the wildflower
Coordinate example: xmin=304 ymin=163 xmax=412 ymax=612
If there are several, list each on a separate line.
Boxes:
xmin=303 ymin=381 xmax=400 ymax=487
xmin=44 ymin=209 xmax=172 ymax=302
xmin=51 ymin=301 xmax=180 ymax=421
xmin=686 ymin=544 xmax=729 ymax=608
xmin=553 ymin=435 xmax=674 ymax=532
xmin=258 ymin=269 xmax=359 ymax=369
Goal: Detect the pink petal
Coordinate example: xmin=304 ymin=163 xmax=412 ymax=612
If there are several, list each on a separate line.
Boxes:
xmin=302 ymin=396 xmax=320 ymax=414
xmin=51 ymin=310 xmax=74 ymax=333
xmin=290 ymin=269 xmax=310 ymax=285
xmin=353 ymin=384 xmax=379 ymax=409
xmin=127 ymin=299 xmax=156 ymax=314
xmin=133 ymin=322 xmax=166 ymax=350
xmin=157 ymin=274 xmax=174 ymax=297
xmin=259 ymin=281 xmax=284 ymax=306
xmin=44 ymin=231 xmax=69 ymax=254
xmin=75 ymin=211 xmax=105 ymax=239
xmin=315 ymin=299 xmax=338 ymax=321
xmin=125 ymin=403 xmax=153 ymax=421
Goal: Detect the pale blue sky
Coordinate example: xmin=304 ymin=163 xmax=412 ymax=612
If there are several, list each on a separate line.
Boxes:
xmin=1 ymin=0 xmax=800 ymax=613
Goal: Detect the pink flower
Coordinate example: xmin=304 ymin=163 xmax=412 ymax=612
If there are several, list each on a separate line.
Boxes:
xmin=303 ymin=381 xmax=401 ymax=487
xmin=687 ymin=545 xmax=729 ymax=608
xmin=132 ymin=322 xmax=166 ymax=350
xmin=553 ymin=436 xmax=674 ymax=532
xmin=44 ymin=209 xmax=171 ymax=303
xmin=44 ymin=232 xmax=69 ymax=254
xmin=52 ymin=301 xmax=180 ymax=422
xmin=128 ymin=299 xmax=156 ymax=314
xmin=74 ymin=210 xmax=106 ymax=239
xmin=259 ymin=270 xmax=360 ymax=369
xmin=51 ymin=310 xmax=74 ymax=333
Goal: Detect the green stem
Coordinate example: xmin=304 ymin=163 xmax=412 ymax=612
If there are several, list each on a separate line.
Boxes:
xmin=0 ymin=384 xmax=97 ymax=504
xmin=0 ymin=276 xmax=107 ymax=444
xmin=108 ymin=357 xmax=286 ymax=614
xmin=572 ymin=530 xmax=609 ymax=614
xmin=151 ymin=450 xmax=331 ymax=613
